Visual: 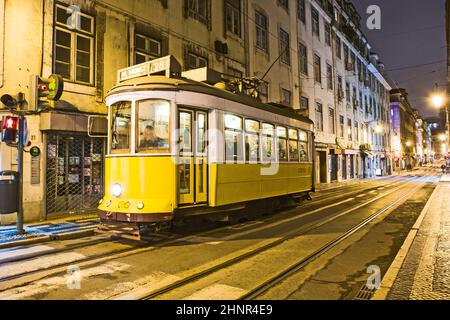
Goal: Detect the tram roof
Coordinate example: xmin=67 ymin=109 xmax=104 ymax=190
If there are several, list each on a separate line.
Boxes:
xmin=108 ymin=76 xmax=313 ymax=125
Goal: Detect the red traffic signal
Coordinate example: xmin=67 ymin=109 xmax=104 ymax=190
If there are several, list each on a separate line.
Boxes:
xmin=4 ymin=116 xmax=18 ymax=129
xmin=1 ymin=116 xmax=19 ymax=144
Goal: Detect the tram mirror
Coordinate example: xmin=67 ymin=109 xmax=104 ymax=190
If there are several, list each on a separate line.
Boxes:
xmin=88 ymin=115 xmax=108 ymax=138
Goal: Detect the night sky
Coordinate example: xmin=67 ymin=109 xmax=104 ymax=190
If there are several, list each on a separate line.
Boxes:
xmin=351 ymin=0 xmax=447 ymax=119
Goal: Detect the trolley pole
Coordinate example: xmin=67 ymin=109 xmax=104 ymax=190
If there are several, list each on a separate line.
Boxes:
xmin=16 ymin=113 xmax=25 ymax=235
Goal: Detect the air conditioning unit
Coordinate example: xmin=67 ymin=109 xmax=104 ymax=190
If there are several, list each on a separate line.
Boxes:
xmin=214 ymin=40 xmax=229 ymax=55
xmin=345 ymin=62 xmax=354 ymax=71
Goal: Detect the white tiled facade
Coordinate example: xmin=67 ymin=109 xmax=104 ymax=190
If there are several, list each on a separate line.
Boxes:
xmin=246 ymin=0 xmax=392 ymax=183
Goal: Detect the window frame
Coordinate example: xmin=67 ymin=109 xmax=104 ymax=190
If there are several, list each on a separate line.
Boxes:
xmin=298 ymin=42 xmax=308 ymax=75
xmin=288 ymin=128 xmax=300 ymax=162
xmin=261 ymin=122 xmax=276 ymax=163
xmin=255 ymin=10 xmax=268 ymax=52
xmin=313 ymin=54 xmax=322 ymax=84
xmin=134 ymin=33 xmax=162 ymax=65
xmin=279 ymin=28 xmax=291 ymax=65
xmin=109 ymin=101 xmax=133 ymax=155
xmin=225 ymin=0 xmax=241 ymax=37
xmin=277 ymin=126 xmax=289 ymax=162
xmin=186 ymin=0 xmax=210 ymax=26
xmin=315 ymin=102 xmax=324 ymax=132
xmin=187 ymin=52 xmax=209 ymax=70
xmin=224 ymin=113 xmax=244 ymax=163
xmin=53 ymin=3 xmax=95 ymax=86
xmin=297 ymin=0 xmax=306 ymax=23
xmin=244 ymin=118 xmax=261 ymax=163
xmin=135 ymin=99 xmax=172 ymax=154
xmin=311 ymin=7 xmax=320 ymax=38
xmin=299 ymin=130 xmax=309 ymax=163
xmin=329 ymin=107 xmax=335 ymax=134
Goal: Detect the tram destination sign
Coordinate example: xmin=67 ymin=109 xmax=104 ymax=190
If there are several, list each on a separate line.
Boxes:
xmin=118 ymin=55 xmax=182 ymax=83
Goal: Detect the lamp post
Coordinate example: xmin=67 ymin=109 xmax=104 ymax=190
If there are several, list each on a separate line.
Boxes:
xmin=431 ymin=83 xmax=449 ymax=159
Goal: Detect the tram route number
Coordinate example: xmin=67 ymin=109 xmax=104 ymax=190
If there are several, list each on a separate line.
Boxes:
xmin=176 ymin=304 xmax=273 ymax=318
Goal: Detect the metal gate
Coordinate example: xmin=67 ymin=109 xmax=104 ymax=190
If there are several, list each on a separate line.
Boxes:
xmin=45 ymin=134 xmax=105 ymax=217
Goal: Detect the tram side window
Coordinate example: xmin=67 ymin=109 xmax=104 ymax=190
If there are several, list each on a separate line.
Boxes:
xmin=289 ymin=129 xmax=299 ymax=162
xmin=111 ymin=101 xmax=132 ymax=154
xmin=245 ymin=119 xmax=260 ymax=163
xmin=277 ymin=127 xmax=288 ymax=162
xmin=137 ymin=100 xmax=170 ymax=153
xmin=262 ymin=123 xmax=275 ymax=162
xmin=224 ymin=114 xmax=244 ymax=162
xmin=299 ymin=130 xmax=309 ymax=162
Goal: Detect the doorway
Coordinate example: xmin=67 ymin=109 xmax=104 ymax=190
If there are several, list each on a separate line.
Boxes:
xmin=342 ymin=155 xmax=347 ymax=180
xmin=45 ymin=134 xmax=104 ymax=218
xmin=178 ymin=108 xmax=208 ymax=206
xmin=318 ymin=151 xmax=327 ymax=184
xmin=330 ymin=153 xmax=338 ymax=182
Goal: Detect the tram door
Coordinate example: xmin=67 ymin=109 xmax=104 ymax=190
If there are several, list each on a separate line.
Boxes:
xmin=178 ymin=109 xmax=208 ymax=206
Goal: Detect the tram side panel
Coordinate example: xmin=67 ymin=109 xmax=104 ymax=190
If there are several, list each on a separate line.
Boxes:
xmin=213 ymin=163 xmax=314 ymax=207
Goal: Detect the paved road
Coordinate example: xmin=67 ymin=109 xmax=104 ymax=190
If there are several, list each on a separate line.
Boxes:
xmin=0 ymin=168 xmax=439 ymax=300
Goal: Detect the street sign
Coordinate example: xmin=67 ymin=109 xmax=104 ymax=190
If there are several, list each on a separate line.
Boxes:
xmin=30 ymin=146 xmax=41 ymax=158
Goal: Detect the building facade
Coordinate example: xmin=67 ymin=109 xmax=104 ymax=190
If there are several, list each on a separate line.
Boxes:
xmin=1 ymin=0 xmax=392 ymax=224
xmin=390 ymin=89 xmax=419 ymax=171
xmin=246 ymin=0 xmax=392 ymax=183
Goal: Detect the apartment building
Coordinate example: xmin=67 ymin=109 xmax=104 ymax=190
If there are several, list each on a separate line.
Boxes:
xmin=390 ymin=88 xmax=419 ymax=170
xmin=0 ymin=0 xmax=392 ymax=224
xmin=0 ymin=0 xmax=250 ymax=224
xmin=245 ymin=0 xmax=392 ymax=183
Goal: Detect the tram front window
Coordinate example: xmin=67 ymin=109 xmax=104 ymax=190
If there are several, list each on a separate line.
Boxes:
xmin=137 ymin=100 xmax=170 ymax=153
xmin=111 ymin=101 xmax=132 ymax=154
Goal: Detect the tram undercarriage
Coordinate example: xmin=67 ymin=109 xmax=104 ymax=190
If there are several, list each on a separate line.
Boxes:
xmin=96 ymin=193 xmax=312 ymax=241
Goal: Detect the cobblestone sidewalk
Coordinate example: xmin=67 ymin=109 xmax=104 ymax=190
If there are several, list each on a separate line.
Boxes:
xmin=0 ymin=214 xmax=98 ymax=248
xmin=374 ymin=181 xmax=450 ymax=300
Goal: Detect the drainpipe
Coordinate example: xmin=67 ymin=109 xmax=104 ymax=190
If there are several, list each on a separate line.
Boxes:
xmin=331 ymin=19 xmax=340 ymax=181
xmin=0 ymin=0 xmax=5 ymax=88
xmin=243 ymin=0 xmax=250 ymax=77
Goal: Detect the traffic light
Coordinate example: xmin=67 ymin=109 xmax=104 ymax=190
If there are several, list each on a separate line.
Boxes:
xmin=29 ymin=74 xmax=64 ymax=111
xmin=1 ymin=116 xmax=19 ymax=145
xmin=1 ymin=93 xmax=25 ymax=109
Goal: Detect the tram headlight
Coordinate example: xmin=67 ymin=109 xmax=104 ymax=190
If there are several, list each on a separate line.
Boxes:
xmin=137 ymin=203 xmax=145 ymax=210
xmin=111 ymin=184 xmax=123 ymax=198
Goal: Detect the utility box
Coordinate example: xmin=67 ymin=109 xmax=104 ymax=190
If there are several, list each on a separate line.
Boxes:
xmin=0 ymin=171 xmax=19 ymax=215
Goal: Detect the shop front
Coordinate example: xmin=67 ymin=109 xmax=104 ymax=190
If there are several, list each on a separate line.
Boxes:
xmin=41 ymin=111 xmax=107 ymax=219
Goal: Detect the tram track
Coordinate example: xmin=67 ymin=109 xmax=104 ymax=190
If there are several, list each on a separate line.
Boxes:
xmin=0 ymin=173 xmax=429 ymax=294
xmin=0 ymin=175 xmax=407 ymax=268
xmin=135 ymin=175 xmax=431 ymax=300
xmin=239 ymin=178 xmax=433 ymax=300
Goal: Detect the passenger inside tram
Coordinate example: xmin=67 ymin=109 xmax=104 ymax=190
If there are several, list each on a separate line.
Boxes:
xmin=140 ymin=125 xmax=167 ymax=149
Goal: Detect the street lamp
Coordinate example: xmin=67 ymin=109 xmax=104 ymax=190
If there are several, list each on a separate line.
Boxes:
xmin=375 ymin=125 xmax=383 ymax=134
xmin=432 ymin=94 xmax=444 ymax=109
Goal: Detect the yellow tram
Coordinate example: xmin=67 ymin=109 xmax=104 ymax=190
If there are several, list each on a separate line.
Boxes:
xmin=98 ymin=56 xmax=315 ymax=239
